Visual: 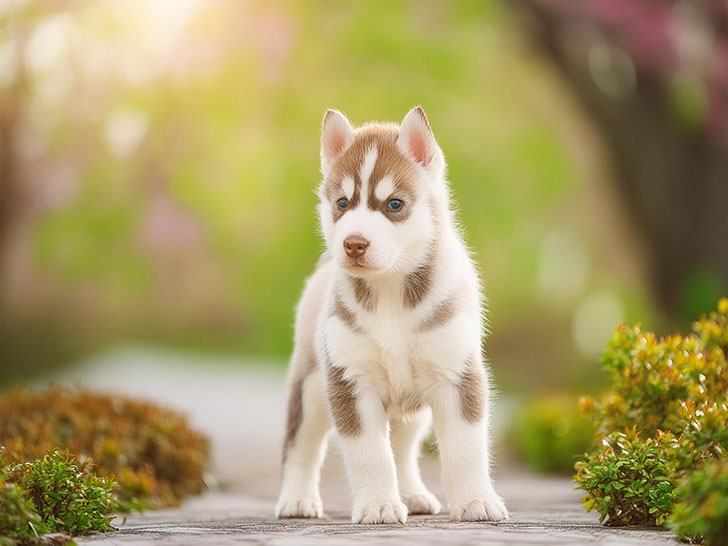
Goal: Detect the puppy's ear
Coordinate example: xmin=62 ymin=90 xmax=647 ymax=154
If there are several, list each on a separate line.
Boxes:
xmin=321 ymin=109 xmax=354 ymax=175
xmin=397 ymin=106 xmax=443 ymax=174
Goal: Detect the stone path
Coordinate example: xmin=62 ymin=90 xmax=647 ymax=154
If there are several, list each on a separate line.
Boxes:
xmin=76 ymin=466 xmax=680 ymax=545
xmin=57 ymin=346 xmax=680 ymax=545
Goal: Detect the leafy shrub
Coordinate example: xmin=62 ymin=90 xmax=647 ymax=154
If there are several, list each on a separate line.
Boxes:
xmin=513 ymin=394 xmax=593 ymax=473
xmin=668 ymin=459 xmax=728 ymax=546
xmin=0 ymin=388 xmax=209 ymax=511
xmin=1 ymin=449 xmax=116 ymax=544
xmin=0 ymin=459 xmax=46 ymax=544
xmin=575 ymin=298 xmax=728 ymax=532
xmin=574 ymin=429 xmax=680 ymax=525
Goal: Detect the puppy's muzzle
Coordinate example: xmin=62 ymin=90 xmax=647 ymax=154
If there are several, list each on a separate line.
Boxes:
xmin=343 ymin=235 xmax=370 ymax=259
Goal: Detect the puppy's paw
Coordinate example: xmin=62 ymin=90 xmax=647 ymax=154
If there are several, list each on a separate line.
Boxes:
xmin=451 ymin=493 xmax=509 ymax=522
xmin=275 ymin=495 xmax=323 ymax=519
xmin=352 ymin=500 xmax=408 ymax=524
xmin=402 ymin=490 xmax=441 ymax=515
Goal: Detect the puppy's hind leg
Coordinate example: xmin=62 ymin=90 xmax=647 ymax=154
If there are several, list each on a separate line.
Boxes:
xmin=276 ymin=370 xmax=330 ymax=518
xmin=390 ymin=411 xmax=441 ymax=515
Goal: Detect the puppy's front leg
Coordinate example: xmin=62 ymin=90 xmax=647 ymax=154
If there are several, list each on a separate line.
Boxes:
xmin=327 ymin=365 xmax=407 ymax=524
xmin=431 ymin=358 xmax=508 ymax=522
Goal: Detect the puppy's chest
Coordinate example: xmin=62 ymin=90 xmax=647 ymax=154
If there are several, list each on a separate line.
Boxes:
xmin=353 ymin=301 xmax=434 ymax=393
xmin=357 ymin=296 xmax=422 ymax=353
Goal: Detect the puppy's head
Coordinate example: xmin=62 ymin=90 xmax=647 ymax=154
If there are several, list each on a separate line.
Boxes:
xmin=318 ymin=107 xmax=446 ymax=277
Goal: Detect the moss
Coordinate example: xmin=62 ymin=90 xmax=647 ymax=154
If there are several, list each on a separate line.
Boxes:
xmin=0 ymin=388 xmax=209 ymax=511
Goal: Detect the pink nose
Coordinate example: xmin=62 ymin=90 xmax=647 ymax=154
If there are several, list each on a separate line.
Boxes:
xmin=343 ymin=235 xmax=370 ymax=258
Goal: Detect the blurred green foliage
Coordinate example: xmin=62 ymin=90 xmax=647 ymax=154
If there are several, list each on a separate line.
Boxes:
xmin=513 ymin=394 xmax=593 ymax=474
xmin=669 ymin=459 xmax=728 ymax=546
xmin=0 ymin=463 xmax=46 ymax=545
xmin=575 ymin=298 xmax=728 ymax=532
xmin=2 ymin=1 xmax=656 ymax=382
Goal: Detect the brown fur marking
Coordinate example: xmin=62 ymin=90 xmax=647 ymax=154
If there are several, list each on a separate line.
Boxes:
xmin=322 ymin=124 xmax=418 ymax=224
xmin=282 ymin=352 xmax=318 ymax=462
xmin=366 ymin=134 xmax=418 ymax=222
xmin=283 ymin=377 xmax=304 ymax=456
xmin=457 ymin=357 xmax=487 ymax=423
xmin=416 ymin=285 xmax=464 ymax=332
xmin=332 ymin=294 xmax=362 ymax=332
xmin=350 ymin=276 xmax=376 ymax=311
xmin=326 ymin=359 xmax=361 ymax=436
xmin=403 ymin=247 xmax=435 ymax=308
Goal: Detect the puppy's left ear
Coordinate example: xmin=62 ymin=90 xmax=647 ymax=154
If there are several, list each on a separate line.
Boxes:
xmin=397 ymin=106 xmax=444 ymax=175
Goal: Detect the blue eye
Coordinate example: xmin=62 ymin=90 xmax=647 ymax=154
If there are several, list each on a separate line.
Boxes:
xmin=386 ymin=199 xmax=403 ymax=211
xmin=337 ymin=198 xmax=348 ymax=209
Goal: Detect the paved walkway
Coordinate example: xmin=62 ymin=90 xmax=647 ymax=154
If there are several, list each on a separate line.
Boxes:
xmin=77 ymin=473 xmax=682 ymax=545
xmin=57 ymin=346 xmax=680 ymax=545
xmin=77 ymin=467 xmax=680 ymax=545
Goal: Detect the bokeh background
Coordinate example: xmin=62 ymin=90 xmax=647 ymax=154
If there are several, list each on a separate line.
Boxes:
xmin=2 ymin=0 xmax=726 ymax=410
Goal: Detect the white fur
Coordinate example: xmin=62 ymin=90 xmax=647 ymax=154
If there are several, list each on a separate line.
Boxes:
xmin=276 ymin=107 xmax=508 ymax=524
xmin=391 ymin=411 xmax=441 ymax=515
xmin=374 ymin=175 xmax=395 ymax=202
xmin=359 ymin=146 xmax=378 ymax=188
xmin=274 ymin=373 xmax=329 ymax=518
xmin=341 ymin=176 xmax=355 ymax=200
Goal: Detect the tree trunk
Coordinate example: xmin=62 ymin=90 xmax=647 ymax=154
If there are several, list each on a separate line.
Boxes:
xmin=518 ymin=2 xmax=728 ymax=319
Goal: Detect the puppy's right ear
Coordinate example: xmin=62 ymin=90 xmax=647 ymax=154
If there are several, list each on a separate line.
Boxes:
xmin=321 ymin=109 xmax=354 ymax=176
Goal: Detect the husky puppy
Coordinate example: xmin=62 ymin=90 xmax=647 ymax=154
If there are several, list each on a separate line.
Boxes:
xmin=275 ymin=107 xmax=508 ymax=524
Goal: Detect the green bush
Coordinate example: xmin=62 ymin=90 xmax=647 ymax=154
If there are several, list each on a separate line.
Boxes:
xmin=0 ymin=463 xmax=46 ymax=545
xmin=1 ymin=450 xmax=116 ymax=544
xmin=575 ymin=298 xmax=728 ymax=536
xmin=0 ymin=385 xmax=211 ymax=544
xmin=0 ymin=388 xmax=209 ymax=511
xmin=9 ymin=451 xmax=116 ymax=536
xmin=513 ymin=394 xmax=593 ymax=473
xmin=669 ymin=459 xmax=728 ymax=546
xmin=574 ymin=429 xmax=680 ymax=525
